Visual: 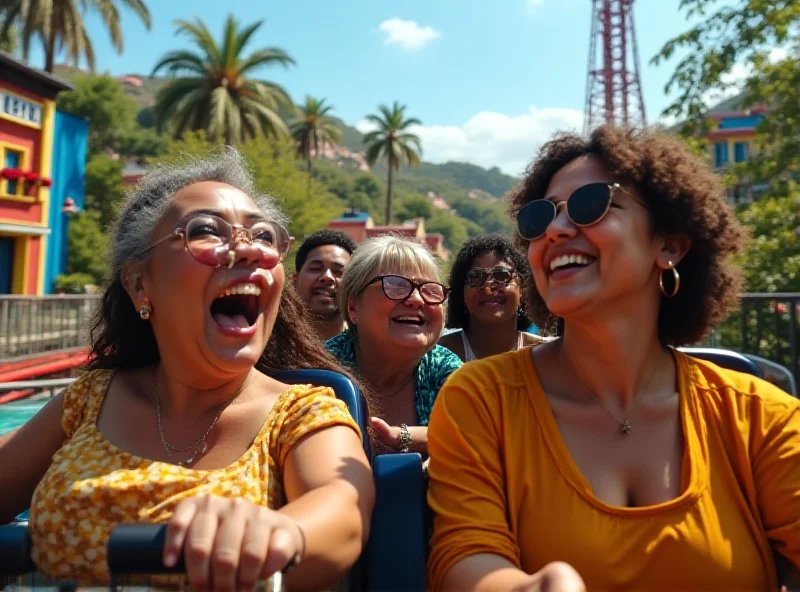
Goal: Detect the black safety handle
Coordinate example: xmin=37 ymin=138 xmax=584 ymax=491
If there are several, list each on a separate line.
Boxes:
xmin=0 ymin=523 xmax=36 ymax=575
xmin=108 ymin=523 xmax=186 ymax=574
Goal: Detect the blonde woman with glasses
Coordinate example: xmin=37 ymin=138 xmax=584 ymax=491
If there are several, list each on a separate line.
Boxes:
xmin=326 ymin=235 xmax=462 ymax=456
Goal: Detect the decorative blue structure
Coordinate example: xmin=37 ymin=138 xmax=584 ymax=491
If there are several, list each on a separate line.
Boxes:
xmin=45 ymin=111 xmax=88 ymax=293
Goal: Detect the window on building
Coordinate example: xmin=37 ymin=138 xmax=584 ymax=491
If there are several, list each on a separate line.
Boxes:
xmin=3 ymin=148 xmax=22 ymax=195
xmin=714 ymin=142 xmax=729 ymax=168
xmin=734 ymin=142 xmax=749 ymax=163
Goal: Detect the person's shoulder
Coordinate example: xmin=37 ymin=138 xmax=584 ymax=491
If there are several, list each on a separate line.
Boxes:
xmin=682 ymin=351 xmax=799 ymax=420
xmin=444 ymin=348 xmax=530 ymax=392
xmin=324 ymin=332 xmax=353 ymax=361
xmin=523 ymin=332 xmax=551 ymax=346
xmin=427 ymin=344 xmax=463 ymax=368
xmin=324 ymin=331 xmax=349 ymax=349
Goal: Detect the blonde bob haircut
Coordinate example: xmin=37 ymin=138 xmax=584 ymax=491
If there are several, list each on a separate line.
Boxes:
xmin=339 ymin=234 xmax=442 ymax=329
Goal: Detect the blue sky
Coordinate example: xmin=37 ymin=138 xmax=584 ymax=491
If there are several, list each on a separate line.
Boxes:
xmin=27 ymin=0 xmax=702 ymax=175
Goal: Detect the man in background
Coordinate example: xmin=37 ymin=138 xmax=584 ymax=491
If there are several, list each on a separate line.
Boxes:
xmin=294 ymin=229 xmax=358 ymax=341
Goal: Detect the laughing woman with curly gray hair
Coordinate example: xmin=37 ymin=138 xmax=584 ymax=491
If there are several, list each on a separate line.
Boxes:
xmin=0 ymin=148 xmax=374 ymax=591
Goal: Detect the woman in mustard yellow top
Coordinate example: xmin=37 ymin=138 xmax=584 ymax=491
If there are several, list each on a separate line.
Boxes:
xmin=0 ymin=148 xmax=374 ymax=591
xmin=427 ymin=126 xmax=800 ymax=592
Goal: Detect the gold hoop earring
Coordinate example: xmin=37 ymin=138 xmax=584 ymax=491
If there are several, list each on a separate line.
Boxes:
xmin=139 ymin=302 xmax=152 ymax=320
xmin=659 ymin=262 xmax=680 ymax=298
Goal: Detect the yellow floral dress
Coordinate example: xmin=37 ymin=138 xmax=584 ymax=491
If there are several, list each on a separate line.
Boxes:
xmin=28 ymin=369 xmax=359 ymax=584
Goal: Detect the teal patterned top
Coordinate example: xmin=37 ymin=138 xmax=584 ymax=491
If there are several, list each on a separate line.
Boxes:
xmin=325 ymin=331 xmax=463 ymax=426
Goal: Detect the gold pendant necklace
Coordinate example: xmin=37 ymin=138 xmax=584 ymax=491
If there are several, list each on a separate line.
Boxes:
xmin=560 ymin=351 xmax=636 ymax=435
xmin=154 ymin=373 xmax=252 ymax=466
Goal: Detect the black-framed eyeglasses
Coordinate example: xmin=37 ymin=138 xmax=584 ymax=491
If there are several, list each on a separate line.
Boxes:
xmin=363 ymin=275 xmax=449 ymax=305
xmin=466 ymin=266 xmax=516 ymax=289
xmin=138 ymin=213 xmax=292 ymax=268
xmin=516 ymin=182 xmax=648 ymax=241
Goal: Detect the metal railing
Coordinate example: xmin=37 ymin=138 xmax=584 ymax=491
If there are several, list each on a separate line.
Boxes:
xmin=706 ymin=293 xmax=800 ymax=386
xmin=0 ymin=295 xmax=101 ymax=361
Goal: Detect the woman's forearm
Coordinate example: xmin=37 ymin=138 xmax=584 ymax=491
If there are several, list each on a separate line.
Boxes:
xmin=409 ymin=425 xmax=428 ymax=455
xmin=278 ymin=480 xmax=372 ymax=592
xmin=441 ymin=554 xmax=531 ymax=592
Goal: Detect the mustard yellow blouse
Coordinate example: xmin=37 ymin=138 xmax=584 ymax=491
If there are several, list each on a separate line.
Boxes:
xmin=427 ymin=349 xmax=800 ymax=591
xmin=29 ymin=370 xmax=359 ymax=584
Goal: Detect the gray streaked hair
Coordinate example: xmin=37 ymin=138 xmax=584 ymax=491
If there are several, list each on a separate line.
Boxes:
xmin=110 ymin=146 xmax=287 ymax=279
xmin=339 ymin=234 xmax=442 ymax=328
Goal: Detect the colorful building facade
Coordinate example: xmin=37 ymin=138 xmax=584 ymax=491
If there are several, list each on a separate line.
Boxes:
xmin=328 ymin=209 xmax=449 ymax=260
xmin=0 ymin=51 xmax=87 ymax=294
xmin=703 ymin=93 xmax=768 ymax=202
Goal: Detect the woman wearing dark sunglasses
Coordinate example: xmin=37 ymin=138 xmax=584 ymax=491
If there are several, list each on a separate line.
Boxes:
xmin=0 ymin=149 xmax=374 ymax=591
xmin=426 ymin=126 xmax=800 ymax=592
xmin=439 ymin=234 xmax=546 ymax=362
xmin=326 ymin=235 xmax=462 ymax=455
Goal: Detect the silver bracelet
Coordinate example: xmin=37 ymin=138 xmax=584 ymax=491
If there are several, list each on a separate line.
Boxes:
xmin=399 ymin=423 xmax=411 ymax=453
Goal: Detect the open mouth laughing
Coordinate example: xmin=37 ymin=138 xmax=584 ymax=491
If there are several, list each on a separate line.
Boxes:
xmin=547 ymin=252 xmax=597 ymax=279
xmin=210 ymin=280 xmax=265 ymax=335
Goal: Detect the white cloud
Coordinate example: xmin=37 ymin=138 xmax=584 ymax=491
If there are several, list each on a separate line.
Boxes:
xmin=358 ymin=106 xmax=584 ymax=176
xmin=377 ymin=18 xmax=441 ymax=51
xmin=527 ymin=0 xmax=544 ymax=12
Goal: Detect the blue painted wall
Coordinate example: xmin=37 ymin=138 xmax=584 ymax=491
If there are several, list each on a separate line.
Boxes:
xmin=718 ymin=114 xmax=764 ymax=130
xmin=46 ymin=110 xmax=88 ymax=293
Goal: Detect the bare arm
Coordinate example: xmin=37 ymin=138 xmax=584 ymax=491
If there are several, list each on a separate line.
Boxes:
xmin=279 ymin=425 xmax=375 ymax=592
xmin=442 ymin=554 xmax=532 ymax=591
xmin=0 ymin=394 xmax=66 ymax=523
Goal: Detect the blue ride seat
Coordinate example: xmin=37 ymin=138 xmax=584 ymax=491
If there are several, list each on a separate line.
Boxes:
xmin=677 ymin=346 xmax=765 ymax=379
xmin=362 ymin=346 xmax=769 ymax=592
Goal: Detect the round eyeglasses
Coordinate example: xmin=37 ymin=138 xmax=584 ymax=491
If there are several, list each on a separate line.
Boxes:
xmin=363 ymin=275 xmax=449 ymax=305
xmin=139 ymin=213 xmax=292 ymax=268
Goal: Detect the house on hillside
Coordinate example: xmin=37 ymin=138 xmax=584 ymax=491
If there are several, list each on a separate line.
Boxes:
xmin=692 ymin=92 xmax=770 ymax=203
xmin=328 ymin=209 xmax=449 ymax=260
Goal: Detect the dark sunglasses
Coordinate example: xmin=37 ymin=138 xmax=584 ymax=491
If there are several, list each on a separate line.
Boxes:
xmin=465 ymin=266 xmax=516 ymax=289
xmin=363 ymin=274 xmax=449 ymax=305
xmin=139 ymin=213 xmax=292 ymax=268
xmin=516 ymin=182 xmax=647 ymax=241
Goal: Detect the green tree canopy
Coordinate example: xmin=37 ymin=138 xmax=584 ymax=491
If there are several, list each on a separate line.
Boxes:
xmin=84 ymin=154 xmax=126 ymax=230
xmin=0 ymin=0 xmax=151 ymax=72
xmin=653 ymin=0 xmax=799 ymax=193
xmin=56 ymin=73 xmax=139 ymax=154
xmin=152 ymin=15 xmax=294 ymax=144
xmin=64 ymin=210 xmax=109 ymax=283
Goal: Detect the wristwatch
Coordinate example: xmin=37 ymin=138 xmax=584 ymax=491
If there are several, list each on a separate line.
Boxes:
xmin=399 ymin=424 xmax=411 ymax=453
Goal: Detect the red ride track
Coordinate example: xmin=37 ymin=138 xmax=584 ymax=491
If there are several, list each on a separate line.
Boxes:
xmin=0 ymin=349 xmax=89 ymax=404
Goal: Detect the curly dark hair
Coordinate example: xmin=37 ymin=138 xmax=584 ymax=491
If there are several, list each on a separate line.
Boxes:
xmin=508 ymin=125 xmax=746 ymax=346
xmin=295 ymin=229 xmax=358 ymax=273
xmin=446 ymin=234 xmax=533 ymax=331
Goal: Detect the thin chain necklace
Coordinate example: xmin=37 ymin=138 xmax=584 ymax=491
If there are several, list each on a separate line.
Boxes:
xmin=559 ymin=351 xmax=640 ymax=435
xmin=154 ymin=373 xmax=252 ymax=467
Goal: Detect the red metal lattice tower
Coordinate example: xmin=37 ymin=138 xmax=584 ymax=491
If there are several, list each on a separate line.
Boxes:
xmin=583 ymin=0 xmax=647 ymax=135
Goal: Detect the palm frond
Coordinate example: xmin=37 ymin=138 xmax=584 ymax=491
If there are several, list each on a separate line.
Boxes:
xmin=232 ymin=18 xmax=262 ymax=57
xmin=174 ymin=18 xmax=221 ymax=66
xmin=117 ymin=0 xmax=151 ymax=28
xmin=151 ymin=50 xmax=207 ymax=76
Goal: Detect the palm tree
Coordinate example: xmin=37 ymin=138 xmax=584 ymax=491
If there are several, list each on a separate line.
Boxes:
xmin=152 ymin=15 xmax=294 ymax=145
xmin=291 ymin=97 xmax=343 ymax=198
xmin=363 ymin=102 xmax=422 ymax=224
xmin=0 ymin=18 xmax=16 ymax=54
xmin=0 ymin=0 xmax=151 ymax=72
